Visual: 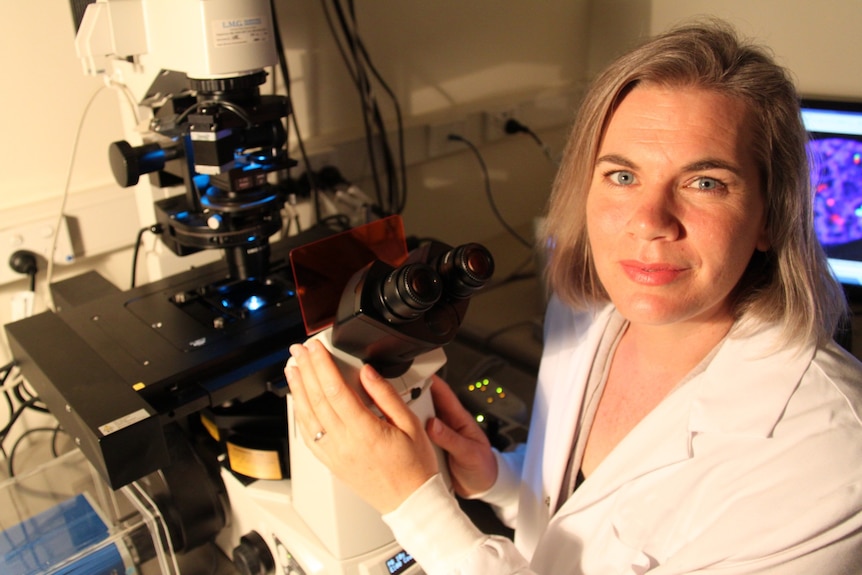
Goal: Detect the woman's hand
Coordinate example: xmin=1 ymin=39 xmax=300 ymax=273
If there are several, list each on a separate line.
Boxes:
xmin=286 ymin=339 xmax=440 ymax=514
xmin=427 ymin=376 xmax=498 ymax=497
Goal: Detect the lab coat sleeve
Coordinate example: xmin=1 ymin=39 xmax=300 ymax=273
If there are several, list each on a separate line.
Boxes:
xmin=383 ymin=473 xmax=534 ymax=575
xmin=464 ymin=445 xmax=526 ymax=529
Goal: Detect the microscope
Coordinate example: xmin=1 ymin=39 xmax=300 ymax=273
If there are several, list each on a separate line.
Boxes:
xmin=5 ymin=2 xmax=496 ymax=573
xmin=76 ymin=0 xmax=294 ymax=284
xmin=218 ymin=220 xmax=494 ymax=574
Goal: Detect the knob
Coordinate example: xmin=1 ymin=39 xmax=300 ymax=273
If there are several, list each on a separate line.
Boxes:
xmin=109 ymin=140 xmax=179 ymax=187
xmin=232 ymin=531 xmax=274 ymax=575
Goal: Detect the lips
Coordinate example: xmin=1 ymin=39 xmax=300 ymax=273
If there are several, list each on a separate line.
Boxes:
xmin=619 ymin=260 xmax=686 ymax=286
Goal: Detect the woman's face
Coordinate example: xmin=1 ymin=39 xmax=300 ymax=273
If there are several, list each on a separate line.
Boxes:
xmin=586 ymin=84 xmax=769 ymax=330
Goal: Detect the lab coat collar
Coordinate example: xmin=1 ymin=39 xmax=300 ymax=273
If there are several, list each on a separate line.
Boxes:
xmin=687 ymin=321 xmax=815 ymax=438
xmin=540 ymin=304 xmax=616 ymax=514
xmin=555 ymin=312 xmax=815 ymax=518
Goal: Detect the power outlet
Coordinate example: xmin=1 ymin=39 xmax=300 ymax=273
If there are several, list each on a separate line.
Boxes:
xmin=426 ymin=114 xmax=484 ymax=158
xmin=483 ymin=106 xmax=522 ymax=143
xmin=0 ymin=216 xmax=75 ymax=286
xmin=427 ymin=120 xmax=468 ymax=158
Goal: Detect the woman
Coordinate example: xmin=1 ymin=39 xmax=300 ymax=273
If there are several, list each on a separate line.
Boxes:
xmin=287 ymin=20 xmax=862 ymax=574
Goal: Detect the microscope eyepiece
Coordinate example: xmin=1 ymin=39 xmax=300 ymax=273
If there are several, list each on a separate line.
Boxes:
xmin=380 ymin=263 xmax=443 ymax=322
xmin=437 ymin=243 xmax=495 ymax=298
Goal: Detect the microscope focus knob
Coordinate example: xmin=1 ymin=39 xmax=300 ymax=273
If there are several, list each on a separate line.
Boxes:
xmin=232 ymin=531 xmax=275 ymax=575
xmin=109 ymin=140 xmax=179 ymax=188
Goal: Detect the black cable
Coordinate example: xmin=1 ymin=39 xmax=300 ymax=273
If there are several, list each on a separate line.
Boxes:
xmin=504 ymin=118 xmax=556 ymax=166
xmin=49 ymin=426 xmax=70 ymax=458
xmin=0 ymin=395 xmax=39 ymax=447
xmin=323 ymin=0 xmax=406 ymax=215
xmin=447 ymin=134 xmax=534 ymax=249
xmin=344 ymin=0 xmax=405 ymax=214
xmin=1 ymin=363 xmax=16 ymax=445
xmin=131 ymin=224 xmax=163 ymax=288
xmin=1 ymin=389 xmax=12 ymax=454
xmin=344 ymin=0 xmax=395 ymax=212
xmin=329 ymin=0 xmax=384 ymax=207
xmin=271 ymin=0 xmax=322 ymax=224
xmin=356 ymin=38 xmax=407 ymax=213
xmin=13 ymin=382 xmax=48 ymax=413
xmin=177 ymin=99 xmax=253 ymax=128
xmin=0 ymin=360 xmax=15 ymax=382
xmin=6 ymin=425 xmax=68 ymax=478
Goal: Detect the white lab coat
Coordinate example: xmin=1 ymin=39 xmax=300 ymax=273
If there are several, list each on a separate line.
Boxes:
xmin=384 ymin=297 xmax=862 ymax=574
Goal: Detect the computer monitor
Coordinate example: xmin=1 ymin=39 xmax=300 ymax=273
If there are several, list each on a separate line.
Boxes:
xmin=800 ymin=98 xmax=862 ymax=289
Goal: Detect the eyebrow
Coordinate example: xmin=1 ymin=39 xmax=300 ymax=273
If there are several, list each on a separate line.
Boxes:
xmin=682 ymin=159 xmax=743 ymax=176
xmin=595 ymin=154 xmax=743 ymax=176
xmin=595 ymin=154 xmax=636 ymax=169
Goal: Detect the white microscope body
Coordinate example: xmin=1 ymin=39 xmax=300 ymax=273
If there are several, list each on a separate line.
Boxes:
xmin=217 ymin=328 xmax=444 ymax=575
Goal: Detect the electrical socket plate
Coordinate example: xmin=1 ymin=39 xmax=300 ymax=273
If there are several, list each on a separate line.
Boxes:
xmin=0 ymin=215 xmax=75 ymax=286
xmin=426 ymin=115 xmax=484 ymax=158
xmin=483 ymin=106 xmax=522 ymax=143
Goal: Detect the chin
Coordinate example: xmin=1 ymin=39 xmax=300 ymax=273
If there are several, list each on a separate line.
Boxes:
xmin=615 ymin=294 xmax=735 ymax=330
xmin=613 ymin=296 xmax=689 ymax=325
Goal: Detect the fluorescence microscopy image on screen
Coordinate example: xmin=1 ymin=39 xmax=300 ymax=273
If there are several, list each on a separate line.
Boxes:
xmin=802 ymin=99 xmax=862 ymax=286
xmin=809 ymin=136 xmax=862 ymax=249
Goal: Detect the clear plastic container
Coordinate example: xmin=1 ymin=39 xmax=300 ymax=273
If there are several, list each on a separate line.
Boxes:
xmin=0 ymin=448 xmax=180 ymax=575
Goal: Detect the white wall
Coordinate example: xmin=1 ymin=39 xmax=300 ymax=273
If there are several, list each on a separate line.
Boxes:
xmin=649 ymin=0 xmax=862 ymax=100
xmin=582 ymin=0 xmax=862 ymax=101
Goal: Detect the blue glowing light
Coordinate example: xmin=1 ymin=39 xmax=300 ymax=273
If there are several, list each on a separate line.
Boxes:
xmin=193 ymin=174 xmax=210 ymax=189
xmin=244 ymin=295 xmax=266 ymax=312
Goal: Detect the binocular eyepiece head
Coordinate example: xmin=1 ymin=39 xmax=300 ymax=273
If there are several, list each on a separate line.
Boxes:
xmin=378 ymin=242 xmax=495 ymax=324
xmin=333 ymin=241 xmax=494 ymax=377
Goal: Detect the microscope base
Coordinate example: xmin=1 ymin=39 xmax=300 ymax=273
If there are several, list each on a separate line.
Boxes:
xmin=217 ymin=460 xmax=422 ymax=575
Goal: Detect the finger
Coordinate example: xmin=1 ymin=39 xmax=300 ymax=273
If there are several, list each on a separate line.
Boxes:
xmin=288 ymin=341 xmax=349 ymax=440
xmin=427 ymin=416 xmax=468 ymax=453
xmin=302 ymin=340 xmax=386 ymax=429
xmin=291 ymin=341 xmax=385 ymax=442
xmin=429 ymin=376 xmax=484 ymax=438
xmin=284 ymin=360 xmax=324 ymax=446
xmin=427 ymin=415 xmax=497 ymax=497
xmin=359 ymin=364 xmax=422 ymax=434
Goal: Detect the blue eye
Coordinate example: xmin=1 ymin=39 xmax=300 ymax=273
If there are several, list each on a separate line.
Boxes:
xmin=609 ymin=170 xmax=636 ymax=185
xmin=692 ymin=176 xmax=724 ymax=191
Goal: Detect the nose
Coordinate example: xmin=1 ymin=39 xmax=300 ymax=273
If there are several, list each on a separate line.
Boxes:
xmin=626 ymin=185 xmax=681 ymax=241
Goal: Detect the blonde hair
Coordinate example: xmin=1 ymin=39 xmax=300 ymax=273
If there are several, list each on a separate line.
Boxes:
xmin=541 ymin=19 xmax=847 ymax=345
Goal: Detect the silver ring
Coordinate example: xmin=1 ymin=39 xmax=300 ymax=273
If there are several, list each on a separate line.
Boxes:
xmin=313 ymin=429 xmax=327 ymax=442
